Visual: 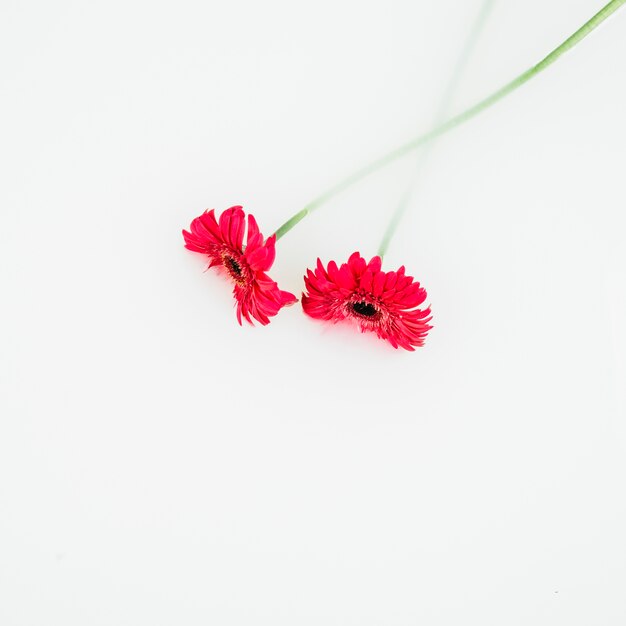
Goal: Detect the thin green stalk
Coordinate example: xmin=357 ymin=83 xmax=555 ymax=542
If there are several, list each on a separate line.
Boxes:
xmin=378 ymin=0 xmax=495 ymax=258
xmin=273 ymin=0 xmax=625 ymax=241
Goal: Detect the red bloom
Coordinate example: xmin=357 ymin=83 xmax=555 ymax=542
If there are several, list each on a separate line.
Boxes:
xmin=302 ymin=252 xmax=432 ymax=350
xmin=183 ymin=206 xmax=297 ymax=325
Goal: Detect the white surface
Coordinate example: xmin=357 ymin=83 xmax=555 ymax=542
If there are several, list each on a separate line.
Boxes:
xmin=1 ymin=1 xmax=626 ymax=624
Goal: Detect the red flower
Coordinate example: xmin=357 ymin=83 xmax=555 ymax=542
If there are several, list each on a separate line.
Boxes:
xmin=183 ymin=206 xmax=297 ymax=325
xmin=302 ymin=252 xmax=432 ymax=350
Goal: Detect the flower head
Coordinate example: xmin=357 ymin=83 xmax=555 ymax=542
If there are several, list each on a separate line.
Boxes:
xmin=301 ymin=251 xmax=432 ymax=350
xmin=183 ymin=206 xmax=296 ymax=325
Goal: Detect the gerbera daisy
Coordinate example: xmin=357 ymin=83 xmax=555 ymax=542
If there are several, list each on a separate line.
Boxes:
xmin=301 ymin=252 xmax=432 ymax=350
xmin=183 ymin=206 xmax=297 ymax=325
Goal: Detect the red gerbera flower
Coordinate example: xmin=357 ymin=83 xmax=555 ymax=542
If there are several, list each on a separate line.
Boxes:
xmin=183 ymin=206 xmax=297 ymax=325
xmin=301 ymin=251 xmax=432 ymax=350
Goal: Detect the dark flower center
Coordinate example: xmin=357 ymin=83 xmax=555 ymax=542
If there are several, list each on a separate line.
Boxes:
xmin=351 ymin=301 xmax=378 ymax=317
xmin=224 ymin=256 xmax=243 ymax=278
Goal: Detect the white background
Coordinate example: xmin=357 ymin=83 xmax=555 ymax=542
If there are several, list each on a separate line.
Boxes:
xmin=1 ymin=0 xmax=626 ymax=624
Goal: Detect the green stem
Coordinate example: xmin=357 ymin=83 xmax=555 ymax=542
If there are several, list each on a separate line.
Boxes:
xmin=273 ymin=209 xmax=307 ymax=240
xmin=274 ymin=0 xmax=625 ymax=241
xmin=378 ymin=0 xmax=495 ymax=258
